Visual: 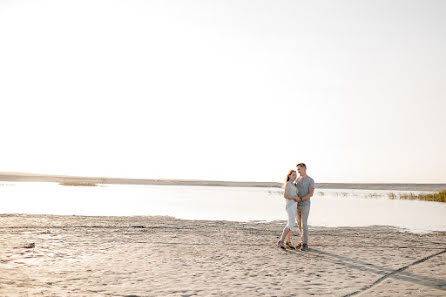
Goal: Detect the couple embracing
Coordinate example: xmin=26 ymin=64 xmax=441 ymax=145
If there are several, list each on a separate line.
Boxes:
xmin=277 ymin=163 xmax=315 ymax=251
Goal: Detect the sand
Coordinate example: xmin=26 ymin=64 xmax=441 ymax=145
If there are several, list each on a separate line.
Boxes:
xmin=0 ymin=214 xmax=445 ymax=297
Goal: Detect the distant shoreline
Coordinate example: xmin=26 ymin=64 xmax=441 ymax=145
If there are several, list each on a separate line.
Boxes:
xmin=0 ymin=172 xmax=445 ymax=191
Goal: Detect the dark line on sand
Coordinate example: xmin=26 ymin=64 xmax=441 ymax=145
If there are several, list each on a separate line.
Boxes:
xmin=344 ymin=249 xmax=446 ymax=296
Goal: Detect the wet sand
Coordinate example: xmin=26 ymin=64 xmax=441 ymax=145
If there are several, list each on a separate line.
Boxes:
xmin=0 ymin=214 xmax=445 ymax=296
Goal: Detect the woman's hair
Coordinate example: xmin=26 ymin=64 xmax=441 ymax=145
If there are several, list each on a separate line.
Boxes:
xmin=284 ymin=170 xmax=296 ymax=185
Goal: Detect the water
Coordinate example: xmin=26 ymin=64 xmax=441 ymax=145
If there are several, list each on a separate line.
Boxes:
xmin=1 ymin=182 xmax=445 ymax=233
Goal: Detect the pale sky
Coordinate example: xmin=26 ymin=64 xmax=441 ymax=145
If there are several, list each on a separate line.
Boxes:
xmin=1 ymin=0 xmax=445 ymax=183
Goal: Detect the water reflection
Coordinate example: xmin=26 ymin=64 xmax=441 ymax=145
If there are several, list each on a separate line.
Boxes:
xmin=1 ymin=182 xmax=445 ymax=233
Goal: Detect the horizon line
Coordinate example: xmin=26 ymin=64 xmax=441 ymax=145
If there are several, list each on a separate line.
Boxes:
xmin=1 ymin=171 xmax=445 ymax=191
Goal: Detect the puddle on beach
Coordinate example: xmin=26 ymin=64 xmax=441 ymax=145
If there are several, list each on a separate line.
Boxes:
xmin=1 ymin=182 xmax=445 ymax=233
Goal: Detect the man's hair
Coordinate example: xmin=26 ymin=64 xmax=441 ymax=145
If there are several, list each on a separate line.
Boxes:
xmin=296 ymin=163 xmax=307 ymax=168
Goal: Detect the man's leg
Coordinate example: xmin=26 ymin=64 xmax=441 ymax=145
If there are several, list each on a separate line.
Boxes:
xmin=301 ymin=203 xmax=311 ymax=246
xmin=296 ymin=207 xmax=303 ymax=242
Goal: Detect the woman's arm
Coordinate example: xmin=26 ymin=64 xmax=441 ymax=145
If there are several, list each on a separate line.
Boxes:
xmin=284 ymin=183 xmax=299 ymax=202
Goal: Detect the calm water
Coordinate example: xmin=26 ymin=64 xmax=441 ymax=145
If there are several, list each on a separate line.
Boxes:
xmin=1 ymin=182 xmax=445 ymax=233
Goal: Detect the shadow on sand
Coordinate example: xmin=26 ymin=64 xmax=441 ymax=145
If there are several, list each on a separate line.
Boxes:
xmin=282 ymin=247 xmax=446 ymax=296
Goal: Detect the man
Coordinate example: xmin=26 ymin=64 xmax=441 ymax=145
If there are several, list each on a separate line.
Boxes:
xmin=295 ymin=163 xmax=315 ymax=251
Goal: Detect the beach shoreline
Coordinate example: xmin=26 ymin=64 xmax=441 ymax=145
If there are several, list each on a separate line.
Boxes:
xmin=1 ymin=172 xmax=445 ymax=191
xmin=1 ymin=214 xmax=445 ymax=296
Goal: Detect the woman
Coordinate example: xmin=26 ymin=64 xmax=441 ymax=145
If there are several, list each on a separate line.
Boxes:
xmin=277 ymin=170 xmax=301 ymax=249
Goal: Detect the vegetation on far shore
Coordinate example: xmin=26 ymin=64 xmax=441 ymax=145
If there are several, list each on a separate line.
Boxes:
xmin=388 ymin=190 xmax=446 ymax=203
xmin=313 ymin=189 xmax=446 ymax=203
xmin=59 ymin=182 xmax=97 ymax=187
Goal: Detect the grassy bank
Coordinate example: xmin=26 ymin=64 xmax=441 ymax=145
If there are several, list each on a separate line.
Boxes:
xmin=59 ymin=182 xmax=97 ymax=187
xmin=388 ymin=190 xmax=446 ymax=203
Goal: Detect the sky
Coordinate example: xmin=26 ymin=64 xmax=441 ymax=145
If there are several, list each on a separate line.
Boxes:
xmin=1 ymin=0 xmax=445 ymax=183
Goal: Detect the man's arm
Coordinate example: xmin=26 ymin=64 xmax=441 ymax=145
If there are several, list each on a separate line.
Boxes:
xmin=300 ymin=188 xmax=314 ymax=201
